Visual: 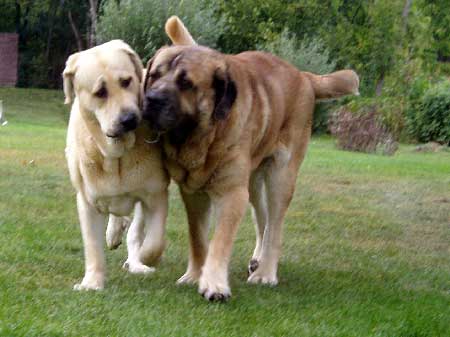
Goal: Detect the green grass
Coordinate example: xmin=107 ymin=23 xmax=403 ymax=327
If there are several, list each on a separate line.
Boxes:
xmin=0 ymin=87 xmax=449 ymax=337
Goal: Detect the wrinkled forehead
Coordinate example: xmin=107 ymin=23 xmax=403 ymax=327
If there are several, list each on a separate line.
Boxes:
xmin=75 ymin=49 xmax=135 ymax=88
xmin=151 ymin=46 xmax=217 ymax=74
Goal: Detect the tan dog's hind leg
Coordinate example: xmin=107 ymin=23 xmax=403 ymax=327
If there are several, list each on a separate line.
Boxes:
xmin=177 ymin=190 xmax=211 ymax=285
xmin=248 ymin=168 xmax=269 ymax=274
xmin=199 ymin=187 xmax=249 ymax=301
xmin=248 ymin=131 xmax=311 ymax=285
xmin=74 ymin=193 xmax=107 ymax=291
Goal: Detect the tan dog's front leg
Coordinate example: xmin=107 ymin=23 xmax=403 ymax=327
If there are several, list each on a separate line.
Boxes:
xmin=198 ymin=187 xmax=249 ymax=301
xmin=177 ymin=189 xmax=211 ymax=285
xmin=74 ymin=193 xmax=107 ymax=291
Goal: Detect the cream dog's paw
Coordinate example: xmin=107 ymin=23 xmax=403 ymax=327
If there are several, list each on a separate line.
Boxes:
xmin=122 ymin=260 xmax=155 ymax=274
xmin=176 ymin=270 xmax=200 ymax=285
xmin=73 ymin=274 xmax=104 ymax=291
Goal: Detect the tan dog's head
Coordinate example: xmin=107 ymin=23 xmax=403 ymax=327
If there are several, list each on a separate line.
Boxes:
xmin=142 ymin=46 xmax=237 ymax=138
xmin=63 ymin=40 xmax=143 ymax=138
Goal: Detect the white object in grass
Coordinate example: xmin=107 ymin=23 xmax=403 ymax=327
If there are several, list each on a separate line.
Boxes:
xmin=0 ymin=100 xmax=7 ymax=126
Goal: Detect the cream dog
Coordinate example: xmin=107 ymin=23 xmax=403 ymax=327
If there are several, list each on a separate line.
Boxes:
xmin=63 ymin=40 xmax=169 ymax=290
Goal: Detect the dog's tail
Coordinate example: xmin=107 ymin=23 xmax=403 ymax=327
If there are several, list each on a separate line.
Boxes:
xmin=165 ymin=16 xmax=197 ymax=46
xmin=303 ymin=70 xmax=360 ymax=101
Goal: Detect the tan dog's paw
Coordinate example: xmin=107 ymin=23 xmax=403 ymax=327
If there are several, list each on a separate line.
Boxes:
xmin=198 ymin=275 xmax=231 ymax=302
xmin=247 ymin=258 xmax=259 ymax=276
xmin=176 ymin=270 xmax=200 ymax=285
xmin=247 ymin=267 xmax=278 ymax=286
xmin=122 ymin=260 xmax=155 ymax=274
xmin=73 ymin=273 xmax=104 ymax=291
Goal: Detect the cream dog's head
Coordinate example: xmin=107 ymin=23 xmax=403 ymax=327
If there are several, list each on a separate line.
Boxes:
xmin=63 ymin=40 xmax=143 ymax=138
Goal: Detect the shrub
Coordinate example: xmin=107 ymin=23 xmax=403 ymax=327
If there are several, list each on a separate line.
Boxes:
xmin=345 ymin=97 xmax=406 ymax=140
xmin=406 ymin=80 xmax=450 ymax=144
xmin=329 ymin=106 xmax=398 ymax=155
xmin=259 ymin=29 xmax=336 ymax=75
xmin=97 ymin=0 xmax=224 ymax=61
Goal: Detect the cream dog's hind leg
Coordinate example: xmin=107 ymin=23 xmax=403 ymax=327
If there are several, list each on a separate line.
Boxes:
xmin=139 ymin=191 xmax=168 ymax=267
xmin=106 ymin=215 xmax=129 ymax=250
xmin=122 ymin=202 xmax=155 ymax=274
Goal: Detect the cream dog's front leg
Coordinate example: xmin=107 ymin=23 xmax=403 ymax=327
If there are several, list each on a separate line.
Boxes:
xmin=74 ymin=193 xmax=107 ymax=290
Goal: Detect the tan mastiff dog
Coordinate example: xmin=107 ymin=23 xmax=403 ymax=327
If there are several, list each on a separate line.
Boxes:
xmin=144 ymin=17 xmax=359 ymax=301
xmin=64 ymin=40 xmax=169 ymax=290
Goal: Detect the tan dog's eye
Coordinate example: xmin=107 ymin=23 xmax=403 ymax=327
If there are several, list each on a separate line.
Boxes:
xmin=120 ymin=77 xmax=132 ymax=88
xmin=149 ymin=71 xmax=161 ymax=81
xmin=177 ymin=70 xmax=193 ymax=91
xmin=94 ymin=86 xmax=108 ymax=99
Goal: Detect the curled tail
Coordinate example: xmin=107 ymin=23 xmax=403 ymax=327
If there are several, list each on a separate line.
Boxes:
xmin=165 ymin=16 xmax=197 ymax=46
xmin=304 ymin=70 xmax=360 ymax=101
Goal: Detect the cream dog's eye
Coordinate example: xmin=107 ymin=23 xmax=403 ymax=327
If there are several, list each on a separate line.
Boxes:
xmin=94 ymin=86 xmax=108 ymax=99
xmin=120 ymin=77 xmax=132 ymax=88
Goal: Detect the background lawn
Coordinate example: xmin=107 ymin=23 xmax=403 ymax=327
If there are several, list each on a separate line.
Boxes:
xmin=0 ymin=88 xmax=449 ymax=337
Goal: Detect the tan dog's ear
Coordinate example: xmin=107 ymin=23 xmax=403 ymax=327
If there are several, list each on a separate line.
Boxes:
xmin=212 ymin=67 xmax=237 ymax=120
xmin=165 ymin=16 xmax=196 ymax=46
xmin=62 ymin=52 xmax=80 ymax=105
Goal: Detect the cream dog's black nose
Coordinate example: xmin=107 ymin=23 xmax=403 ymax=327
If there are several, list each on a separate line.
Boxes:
xmin=120 ymin=112 xmax=138 ymax=132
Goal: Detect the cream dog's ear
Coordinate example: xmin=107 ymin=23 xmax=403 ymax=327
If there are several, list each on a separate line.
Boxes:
xmin=62 ymin=52 xmax=80 ymax=105
xmin=165 ymin=16 xmax=197 ymax=45
xmin=111 ymin=40 xmax=144 ymax=83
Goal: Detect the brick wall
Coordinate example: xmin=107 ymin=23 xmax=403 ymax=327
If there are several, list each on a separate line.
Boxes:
xmin=0 ymin=33 xmax=18 ymax=87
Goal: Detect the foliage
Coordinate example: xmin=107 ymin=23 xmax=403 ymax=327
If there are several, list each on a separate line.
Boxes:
xmin=406 ymin=80 xmax=450 ymax=144
xmin=345 ymin=97 xmax=406 ymax=140
xmin=97 ymin=0 xmax=224 ymax=61
xmin=420 ymin=0 xmax=450 ymax=65
xmin=330 ymin=106 xmax=398 ymax=155
xmin=4 ymin=0 xmax=450 ymax=141
xmin=259 ymin=29 xmax=335 ymax=75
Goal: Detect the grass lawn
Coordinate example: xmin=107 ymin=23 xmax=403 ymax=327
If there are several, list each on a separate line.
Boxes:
xmin=0 ymin=87 xmax=449 ymax=337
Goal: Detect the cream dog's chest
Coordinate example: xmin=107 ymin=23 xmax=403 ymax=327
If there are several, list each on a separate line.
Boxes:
xmin=79 ymin=155 xmax=161 ymax=215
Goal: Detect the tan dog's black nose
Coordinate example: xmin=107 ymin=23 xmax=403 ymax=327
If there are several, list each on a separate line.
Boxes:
xmin=120 ymin=112 xmax=138 ymax=132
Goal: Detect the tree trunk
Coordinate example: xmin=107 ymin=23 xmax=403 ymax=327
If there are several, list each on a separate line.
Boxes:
xmin=68 ymin=10 xmax=84 ymax=51
xmin=88 ymin=0 xmax=98 ymax=47
xmin=45 ymin=0 xmax=61 ymax=60
xmin=375 ymin=71 xmax=385 ymax=97
xmin=402 ymin=0 xmax=413 ymax=32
